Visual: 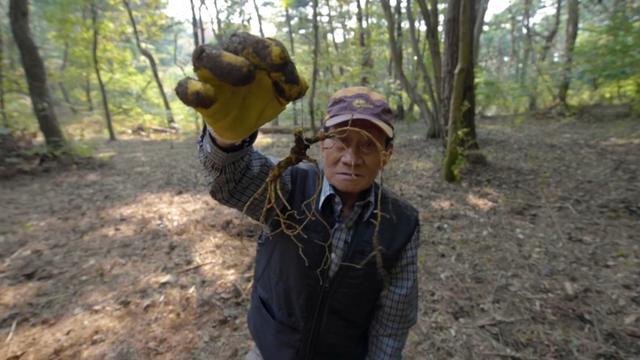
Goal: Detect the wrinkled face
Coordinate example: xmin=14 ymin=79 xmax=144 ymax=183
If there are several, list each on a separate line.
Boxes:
xmin=321 ymin=119 xmax=393 ymax=201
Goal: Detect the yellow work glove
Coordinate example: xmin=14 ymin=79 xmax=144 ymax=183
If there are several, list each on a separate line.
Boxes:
xmin=175 ymin=32 xmax=308 ymax=142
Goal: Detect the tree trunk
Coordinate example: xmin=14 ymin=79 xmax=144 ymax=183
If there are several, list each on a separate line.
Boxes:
xmin=213 ymin=0 xmax=223 ymax=37
xmin=337 ymin=2 xmax=349 ymax=45
xmin=393 ymin=0 xmax=404 ymax=121
xmin=356 ymin=0 xmax=371 ymax=85
xmin=202 ymin=4 xmax=220 ymax=43
xmin=173 ymin=31 xmax=178 ymax=65
xmin=0 ymin=25 xmax=8 ymax=127
xmin=364 ymin=0 xmax=372 ymax=65
xmin=58 ymin=41 xmax=78 ymax=115
xmin=522 ymin=0 xmax=537 ymax=111
xmin=443 ymin=0 xmax=471 ymax=182
xmin=540 ymin=0 xmax=562 ymax=62
xmin=284 ymin=5 xmax=298 ymax=126
xmin=322 ymin=26 xmax=336 ymax=81
xmin=416 ymin=0 xmax=442 ymax=106
xmin=557 ymin=0 xmax=579 ymax=107
xmin=325 ymin=0 xmax=339 ymax=54
xmin=442 ymin=0 xmax=477 ymax=150
xmin=441 ymin=0 xmax=459 ymax=143
xmin=472 ymin=0 xmax=489 ymax=66
xmin=84 ymin=74 xmax=94 ymax=111
xmin=91 ymin=2 xmax=116 ymax=141
xmin=406 ymin=0 xmax=438 ymax=122
xmin=239 ymin=0 xmax=248 ymax=28
xmin=508 ymin=7 xmax=520 ymax=78
xmin=123 ymin=0 xmax=175 ymax=127
xmin=9 ymin=0 xmax=66 ymax=149
xmin=308 ymin=0 xmax=319 ymax=132
xmin=198 ymin=0 xmax=205 ymax=44
xmin=460 ymin=0 xmax=478 ymax=150
xmin=325 ymin=0 xmax=344 ymax=76
xmin=189 ymin=0 xmax=200 ymax=47
xmin=253 ymin=0 xmax=265 ymax=37
xmin=58 ymin=83 xmax=75 ymax=114
xmin=381 ymin=0 xmax=440 ymax=138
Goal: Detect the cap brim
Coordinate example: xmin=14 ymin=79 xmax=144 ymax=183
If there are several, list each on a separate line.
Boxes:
xmin=324 ymin=113 xmax=394 ymax=138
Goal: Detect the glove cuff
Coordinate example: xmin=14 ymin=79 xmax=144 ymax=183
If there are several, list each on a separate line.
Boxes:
xmin=207 ymin=126 xmax=258 ymax=153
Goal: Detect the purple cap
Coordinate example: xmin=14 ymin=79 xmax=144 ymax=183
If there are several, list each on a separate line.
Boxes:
xmin=324 ymin=87 xmax=394 ymax=138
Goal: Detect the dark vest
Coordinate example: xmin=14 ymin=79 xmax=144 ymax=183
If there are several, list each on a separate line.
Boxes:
xmin=248 ymin=163 xmax=418 ymax=360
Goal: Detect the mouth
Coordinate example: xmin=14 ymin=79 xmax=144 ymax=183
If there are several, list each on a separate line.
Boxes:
xmin=336 ymin=172 xmax=362 ymax=179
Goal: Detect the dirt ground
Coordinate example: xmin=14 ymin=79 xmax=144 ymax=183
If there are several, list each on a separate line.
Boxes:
xmin=1 ymin=115 xmax=639 ymax=359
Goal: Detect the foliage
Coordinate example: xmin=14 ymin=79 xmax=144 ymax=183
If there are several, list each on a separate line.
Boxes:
xmin=573 ymin=10 xmax=640 ymax=104
xmin=478 ymin=0 xmax=639 ymax=114
xmin=1 ymin=0 xmax=637 ymax=143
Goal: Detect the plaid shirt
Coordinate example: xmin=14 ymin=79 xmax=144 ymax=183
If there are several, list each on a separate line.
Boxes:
xmin=198 ymin=129 xmax=419 ymax=359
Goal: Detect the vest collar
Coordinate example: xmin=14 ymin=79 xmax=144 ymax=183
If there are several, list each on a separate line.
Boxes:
xmin=318 ymin=176 xmax=376 ymax=220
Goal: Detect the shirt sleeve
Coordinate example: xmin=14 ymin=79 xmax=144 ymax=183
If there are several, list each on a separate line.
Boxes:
xmin=197 ymin=126 xmax=291 ymax=223
xmin=366 ymin=225 xmax=420 ymax=360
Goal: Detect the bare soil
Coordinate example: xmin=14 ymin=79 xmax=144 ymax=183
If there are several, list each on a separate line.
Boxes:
xmin=1 ymin=115 xmax=639 ymax=359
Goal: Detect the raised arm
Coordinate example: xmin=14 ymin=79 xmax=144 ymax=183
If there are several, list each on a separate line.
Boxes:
xmin=176 ymin=32 xmax=307 ymax=223
xmin=198 ymin=126 xmax=291 ymax=223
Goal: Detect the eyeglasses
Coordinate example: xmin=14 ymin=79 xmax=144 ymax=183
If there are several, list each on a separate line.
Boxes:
xmin=321 ymin=129 xmax=384 ymax=156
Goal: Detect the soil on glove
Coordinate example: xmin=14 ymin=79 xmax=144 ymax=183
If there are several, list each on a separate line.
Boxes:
xmin=1 ymin=115 xmax=639 ymax=359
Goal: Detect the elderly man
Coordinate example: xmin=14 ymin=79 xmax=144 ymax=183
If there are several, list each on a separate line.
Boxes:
xmin=177 ymin=33 xmax=419 ymax=360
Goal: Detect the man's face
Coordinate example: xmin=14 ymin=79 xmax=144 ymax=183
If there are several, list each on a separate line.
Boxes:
xmin=321 ymin=119 xmax=393 ymax=200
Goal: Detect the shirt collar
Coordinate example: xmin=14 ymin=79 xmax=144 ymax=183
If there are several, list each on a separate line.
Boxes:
xmin=318 ymin=176 xmax=376 ymax=220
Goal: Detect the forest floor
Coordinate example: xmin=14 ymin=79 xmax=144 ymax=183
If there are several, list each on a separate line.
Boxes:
xmin=1 ymin=114 xmax=639 ymax=360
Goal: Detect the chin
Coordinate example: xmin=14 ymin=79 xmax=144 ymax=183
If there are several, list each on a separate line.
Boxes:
xmin=332 ymin=179 xmax=370 ymax=195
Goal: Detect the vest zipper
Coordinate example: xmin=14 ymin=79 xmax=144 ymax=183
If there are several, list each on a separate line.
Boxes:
xmin=303 ymin=267 xmax=331 ymax=359
xmin=303 ymin=223 xmax=361 ymax=359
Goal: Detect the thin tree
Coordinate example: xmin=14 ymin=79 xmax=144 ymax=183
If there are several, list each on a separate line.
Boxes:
xmin=252 ymin=0 xmax=265 ymax=37
xmin=406 ymin=0 xmax=438 ymax=123
xmin=336 ymin=1 xmax=350 ymax=44
xmin=472 ymin=0 xmax=489 ymax=66
xmin=557 ymin=0 xmax=579 ymax=107
xmin=307 ymin=0 xmax=319 ymax=132
xmin=213 ymin=0 xmax=223 ymax=37
xmin=392 ymin=0 xmax=404 ymax=120
xmin=58 ymin=41 xmax=78 ymax=114
xmin=84 ymin=73 xmax=94 ymax=111
xmin=522 ymin=0 xmax=538 ymax=110
xmin=173 ymin=29 xmax=179 ymax=65
xmin=9 ymin=0 xmax=66 ymax=149
xmin=325 ymin=0 xmax=344 ymax=76
xmin=0 ymin=23 xmax=8 ymax=127
xmin=91 ymin=2 xmax=116 ymax=141
xmin=381 ymin=0 xmax=441 ymax=138
xmin=123 ymin=0 xmax=176 ymax=128
xmin=198 ymin=1 xmax=219 ymax=42
xmin=416 ymin=0 xmax=442 ymax=106
xmin=441 ymin=0 xmax=459 ymax=139
xmin=507 ymin=6 xmax=520 ymax=79
xmin=198 ymin=0 xmax=206 ymax=44
xmin=443 ymin=0 xmax=472 ymax=182
xmin=540 ymin=0 xmax=562 ymax=62
xmin=189 ymin=0 xmax=200 ymax=47
xmin=355 ymin=0 xmax=372 ymax=85
xmin=284 ymin=1 xmax=298 ymax=126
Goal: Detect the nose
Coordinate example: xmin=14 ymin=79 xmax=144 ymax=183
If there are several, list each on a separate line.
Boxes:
xmin=339 ymin=145 xmax=363 ymax=166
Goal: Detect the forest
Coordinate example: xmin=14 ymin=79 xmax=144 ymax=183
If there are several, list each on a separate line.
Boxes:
xmin=1 ymin=0 xmax=639 ymax=359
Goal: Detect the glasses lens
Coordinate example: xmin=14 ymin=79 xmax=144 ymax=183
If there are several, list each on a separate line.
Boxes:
xmin=323 ymin=128 xmax=382 ymax=155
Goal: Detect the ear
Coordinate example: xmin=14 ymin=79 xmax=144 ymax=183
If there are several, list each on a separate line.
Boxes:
xmin=381 ymin=144 xmax=393 ymax=167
